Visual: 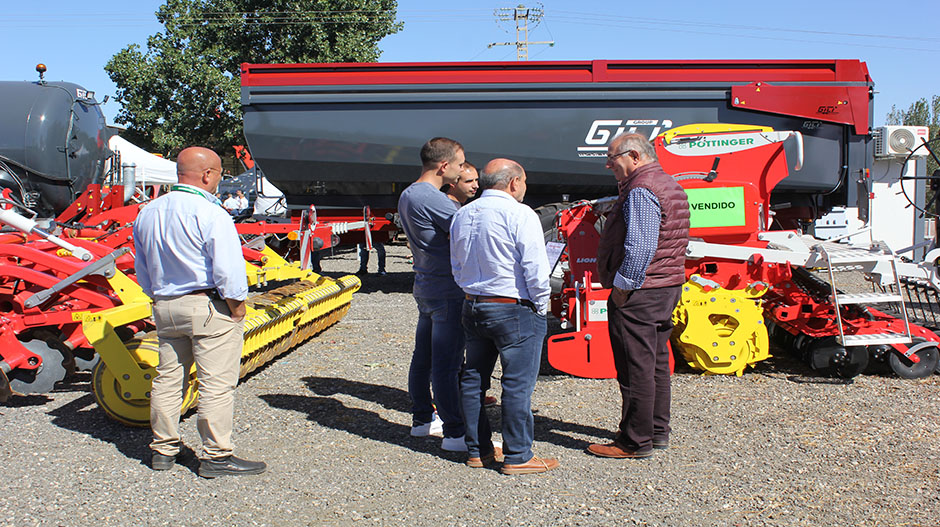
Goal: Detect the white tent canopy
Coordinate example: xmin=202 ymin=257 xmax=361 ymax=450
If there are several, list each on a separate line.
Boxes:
xmin=253 ymin=173 xmax=287 ymax=216
xmin=107 ymin=135 xmax=178 ymax=185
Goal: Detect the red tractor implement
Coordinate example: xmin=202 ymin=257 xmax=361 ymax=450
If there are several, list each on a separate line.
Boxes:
xmin=547 ymin=124 xmax=940 ymax=380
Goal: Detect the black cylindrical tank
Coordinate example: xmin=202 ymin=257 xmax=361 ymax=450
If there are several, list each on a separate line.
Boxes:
xmin=0 ymin=81 xmax=108 ymax=216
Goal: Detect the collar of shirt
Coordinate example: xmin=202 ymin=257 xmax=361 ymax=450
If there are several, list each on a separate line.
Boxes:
xmin=171 ymin=184 xmax=223 ymax=206
xmin=478 ymin=188 xmax=517 ymax=203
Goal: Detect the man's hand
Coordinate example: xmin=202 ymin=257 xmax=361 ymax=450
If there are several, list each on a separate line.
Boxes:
xmin=225 ymin=298 xmax=247 ymax=322
xmin=610 ymin=286 xmax=630 ymax=306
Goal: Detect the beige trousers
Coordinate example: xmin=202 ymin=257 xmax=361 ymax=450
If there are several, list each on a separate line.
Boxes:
xmin=150 ymin=294 xmax=244 ymax=460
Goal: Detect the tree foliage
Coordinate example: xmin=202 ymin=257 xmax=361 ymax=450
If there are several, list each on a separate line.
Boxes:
xmin=106 ymin=0 xmax=402 ymax=156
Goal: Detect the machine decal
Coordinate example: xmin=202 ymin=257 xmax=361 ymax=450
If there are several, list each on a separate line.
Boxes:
xmin=685 ymin=186 xmax=746 ymax=228
xmin=577 ymin=119 xmax=673 ymax=157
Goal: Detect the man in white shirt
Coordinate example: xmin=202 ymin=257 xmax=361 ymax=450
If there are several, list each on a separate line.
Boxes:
xmin=450 ymin=158 xmax=558 ymax=475
xmin=234 ymin=189 xmax=249 ymax=214
xmin=222 ymin=192 xmax=238 ymax=212
xmin=134 ymin=146 xmax=265 ymax=478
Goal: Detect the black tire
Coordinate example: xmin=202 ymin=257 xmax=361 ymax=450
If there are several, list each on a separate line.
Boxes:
xmin=889 ymin=342 xmax=939 ymax=379
xmin=533 ymin=202 xmax=567 ymax=243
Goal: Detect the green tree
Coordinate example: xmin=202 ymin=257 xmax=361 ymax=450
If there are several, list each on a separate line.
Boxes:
xmin=887 ymin=96 xmax=940 ymax=214
xmin=106 ymin=0 xmax=402 ymax=156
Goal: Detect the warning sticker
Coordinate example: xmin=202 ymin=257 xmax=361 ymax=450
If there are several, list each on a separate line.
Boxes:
xmin=684 ymin=187 xmax=746 ymax=228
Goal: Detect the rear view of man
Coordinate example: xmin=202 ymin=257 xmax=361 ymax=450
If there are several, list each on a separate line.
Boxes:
xmin=134 ymin=146 xmax=265 ymax=478
xmin=451 ymin=158 xmax=558 ymax=475
xmin=397 ymin=137 xmax=468 ymax=451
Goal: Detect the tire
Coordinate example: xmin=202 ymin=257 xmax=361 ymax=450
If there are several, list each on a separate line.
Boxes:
xmin=888 ymin=341 xmax=939 ymax=379
xmin=534 ymin=202 xmax=567 ymax=243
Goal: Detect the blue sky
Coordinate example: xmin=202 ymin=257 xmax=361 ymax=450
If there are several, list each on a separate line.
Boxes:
xmin=3 ymin=0 xmax=938 ymax=126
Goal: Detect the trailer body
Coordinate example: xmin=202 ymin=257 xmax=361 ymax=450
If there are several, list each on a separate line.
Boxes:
xmin=241 ymin=59 xmax=874 ymax=221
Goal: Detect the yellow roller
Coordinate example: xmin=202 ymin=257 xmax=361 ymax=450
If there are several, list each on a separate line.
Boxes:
xmin=671 ymin=275 xmax=770 ymax=376
xmin=82 ymin=255 xmax=360 ymax=426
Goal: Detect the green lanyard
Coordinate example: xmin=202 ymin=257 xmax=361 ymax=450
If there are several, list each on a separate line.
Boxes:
xmin=170 ymin=184 xmax=221 ymax=206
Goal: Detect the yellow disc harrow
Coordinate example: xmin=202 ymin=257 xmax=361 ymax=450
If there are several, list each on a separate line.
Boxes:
xmin=84 ymin=272 xmax=360 ymax=426
xmin=671 ymin=275 xmax=770 ymax=376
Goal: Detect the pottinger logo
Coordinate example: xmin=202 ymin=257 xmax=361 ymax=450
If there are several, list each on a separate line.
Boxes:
xmin=577 ymin=119 xmax=673 ymax=158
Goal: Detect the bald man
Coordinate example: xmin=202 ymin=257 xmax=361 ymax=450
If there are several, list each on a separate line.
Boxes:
xmin=450 ymin=158 xmax=557 ymax=475
xmin=134 ymin=146 xmax=265 ymax=478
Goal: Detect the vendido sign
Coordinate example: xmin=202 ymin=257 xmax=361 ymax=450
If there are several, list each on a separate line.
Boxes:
xmin=684 ymin=186 xmax=746 ymax=228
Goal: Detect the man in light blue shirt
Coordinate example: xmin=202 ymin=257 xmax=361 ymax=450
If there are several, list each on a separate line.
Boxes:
xmin=450 ymin=158 xmax=558 ymax=474
xmin=134 ymin=146 xmax=265 ymax=478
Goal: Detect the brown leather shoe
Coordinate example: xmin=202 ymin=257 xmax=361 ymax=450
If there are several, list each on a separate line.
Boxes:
xmin=501 ymin=455 xmax=560 ymax=475
xmin=466 ymin=446 xmax=504 ymax=468
xmin=587 ymin=442 xmax=653 ymax=459
xmin=483 ymin=395 xmax=499 ymax=407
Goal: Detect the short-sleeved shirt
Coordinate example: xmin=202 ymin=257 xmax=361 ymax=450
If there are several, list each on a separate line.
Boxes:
xmin=398 ymin=181 xmax=464 ymax=299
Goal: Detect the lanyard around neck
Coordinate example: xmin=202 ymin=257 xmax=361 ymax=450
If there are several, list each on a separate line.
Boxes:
xmin=171 ymin=184 xmax=221 ymax=206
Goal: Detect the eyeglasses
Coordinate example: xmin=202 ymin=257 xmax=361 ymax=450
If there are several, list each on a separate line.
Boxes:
xmin=606 ymin=150 xmax=634 ymax=161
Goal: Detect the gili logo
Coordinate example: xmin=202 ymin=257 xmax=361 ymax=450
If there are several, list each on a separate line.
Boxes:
xmin=577 ymin=119 xmax=673 ymax=158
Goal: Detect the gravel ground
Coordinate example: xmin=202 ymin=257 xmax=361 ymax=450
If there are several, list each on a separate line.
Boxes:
xmin=1 ymin=242 xmax=939 ymax=527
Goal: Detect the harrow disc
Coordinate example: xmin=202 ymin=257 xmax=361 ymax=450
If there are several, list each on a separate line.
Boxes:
xmin=8 ymin=340 xmax=69 ymax=395
xmin=807 ymin=337 xmax=868 ymax=379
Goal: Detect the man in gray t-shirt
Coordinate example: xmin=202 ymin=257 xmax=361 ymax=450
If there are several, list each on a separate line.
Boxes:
xmin=397 ymin=137 xmax=468 ymax=452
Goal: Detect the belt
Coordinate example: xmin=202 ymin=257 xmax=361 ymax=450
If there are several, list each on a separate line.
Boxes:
xmin=186 ymin=288 xmax=217 ymax=297
xmin=465 ymin=294 xmax=536 ymax=311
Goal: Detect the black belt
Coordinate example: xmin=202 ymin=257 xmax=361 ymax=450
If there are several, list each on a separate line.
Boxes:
xmin=186 ymin=288 xmax=217 ymax=297
xmin=465 ymin=294 xmax=536 ymax=311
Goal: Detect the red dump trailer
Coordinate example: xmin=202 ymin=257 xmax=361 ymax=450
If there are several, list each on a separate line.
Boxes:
xmin=240 ymin=59 xmax=875 ymax=229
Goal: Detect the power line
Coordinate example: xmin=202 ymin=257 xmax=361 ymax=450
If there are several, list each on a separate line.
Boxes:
xmin=551 ymin=10 xmax=940 ymax=44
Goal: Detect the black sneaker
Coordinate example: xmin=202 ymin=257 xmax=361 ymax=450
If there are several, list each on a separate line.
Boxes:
xmin=355 ymin=269 xmax=368 ymax=276
xmin=151 ymin=452 xmax=176 ymax=471
xmin=198 ymin=455 xmax=267 ymax=478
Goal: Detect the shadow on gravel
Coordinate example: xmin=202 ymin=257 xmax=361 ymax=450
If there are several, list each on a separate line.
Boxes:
xmin=351 ymin=272 xmax=415 ymax=295
xmin=47 ymin=393 xmax=153 ymax=465
xmin=303 ymin=376 xmax=410 ymax=412
xmin=290 ymin=376 xmax=612 ymax=453
xmin=1 ymin=394 xmax=51 ymax=407
xmin=259 ymin=393 xmax=465 ymax=463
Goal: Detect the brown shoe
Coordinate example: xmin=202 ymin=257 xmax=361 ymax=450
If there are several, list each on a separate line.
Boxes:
xmin=501 ymin=455 xmax=560 ymax=475
xmin=587 ymin=442 xmax=653 ymax=459
xmin=466 ymin=446 xmax=504 ymax=468
xmin=483 ymin=395 xmax=499 ymax=407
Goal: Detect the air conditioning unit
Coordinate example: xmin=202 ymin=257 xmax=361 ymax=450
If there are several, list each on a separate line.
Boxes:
xmin=873 ymin=125 xmax=930 ymax=158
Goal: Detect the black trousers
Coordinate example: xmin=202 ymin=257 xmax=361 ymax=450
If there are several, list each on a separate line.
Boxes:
xmin=606 ymin=285 xmax=682 ymax=451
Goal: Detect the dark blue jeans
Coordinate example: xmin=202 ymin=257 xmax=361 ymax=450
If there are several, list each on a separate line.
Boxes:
xmin=461 ymin=300 xmax=547 ymax=465
xmin=409 ymin=296 xmax=466 ymax=438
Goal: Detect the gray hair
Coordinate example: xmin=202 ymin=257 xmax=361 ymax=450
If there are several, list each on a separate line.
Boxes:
xmin=611 ymin=133 xmax=658 ymax=162
xmin=479 ymin=161 xmax=523 ymax=190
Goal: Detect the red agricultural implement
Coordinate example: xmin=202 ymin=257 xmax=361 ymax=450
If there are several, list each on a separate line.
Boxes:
xmin=547 ymin=124 xmax=940 ymax=380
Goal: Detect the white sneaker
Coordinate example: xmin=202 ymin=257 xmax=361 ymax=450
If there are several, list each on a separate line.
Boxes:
xmin=428 ymin=413 xmax=443 ymax=436
xmin=410 ymin=412 xmax=444 ymax=437
xmin=441 ymin=435 xmax=469 ymax=452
